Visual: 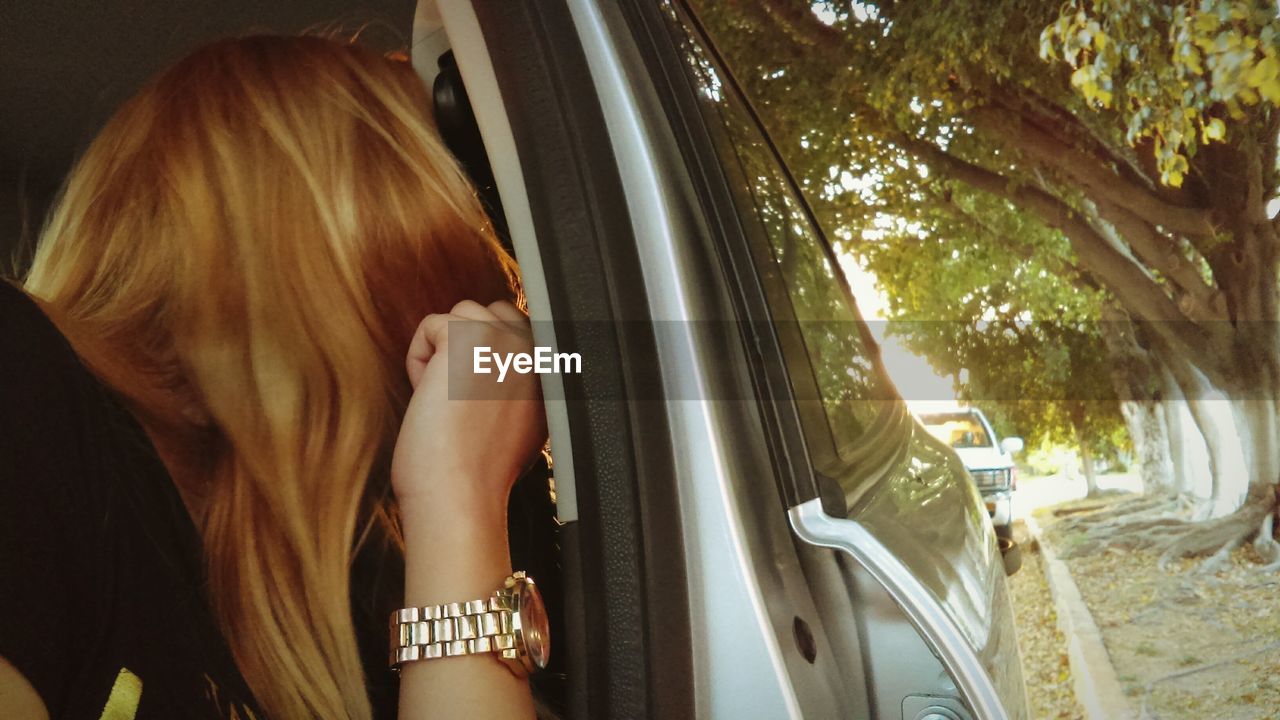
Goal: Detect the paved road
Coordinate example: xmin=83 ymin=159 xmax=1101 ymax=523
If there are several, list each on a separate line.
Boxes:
xmin=1013 ymin=471 xmax=1143 ymax=520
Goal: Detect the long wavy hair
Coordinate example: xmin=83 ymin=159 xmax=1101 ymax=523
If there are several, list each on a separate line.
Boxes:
xmin=22 ymin=35 xmax=519 ymax=719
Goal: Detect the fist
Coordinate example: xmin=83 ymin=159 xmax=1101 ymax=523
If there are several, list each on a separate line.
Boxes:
xmin=390 ymin=300 xmax=547 ymax=520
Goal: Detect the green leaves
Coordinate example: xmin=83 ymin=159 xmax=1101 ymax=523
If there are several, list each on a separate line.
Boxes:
xmin=687 ymin=0 xmax=1274 ymax=453
xmin=1041 ymin=0 xmax=1280 ymax=186
xmin=1248 ymin=53 xmax=1280 ymax=102
xmin=1070 ymin=64 xmax=1116 ymax=107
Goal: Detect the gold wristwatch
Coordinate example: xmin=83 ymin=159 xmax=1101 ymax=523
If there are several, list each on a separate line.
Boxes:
xmin=389 ymin=572 xmax=550 ymax=678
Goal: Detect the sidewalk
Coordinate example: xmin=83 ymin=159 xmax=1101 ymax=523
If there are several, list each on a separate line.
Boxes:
xmin=1027 ymin=494 xmax=1280 ymax=720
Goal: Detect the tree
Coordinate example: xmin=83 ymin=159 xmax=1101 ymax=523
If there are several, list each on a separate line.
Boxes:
xmin=857 ymin=182 xmax=1136 ymax=496
xmin=692 ymin=0 xmax=1280 ymax=563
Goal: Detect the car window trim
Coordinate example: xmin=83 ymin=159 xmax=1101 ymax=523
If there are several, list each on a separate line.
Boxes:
xmin=456 ymin=2 xmax=694 ymax=717
xmin=614 ymin=0 xmax=829 ymax=512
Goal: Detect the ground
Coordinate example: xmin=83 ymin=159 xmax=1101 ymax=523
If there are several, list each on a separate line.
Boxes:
xmin=1008 ymin=521 xmax=1085 ymax=720
xmin=1016 ymin=476 xmax=1280 ymax=720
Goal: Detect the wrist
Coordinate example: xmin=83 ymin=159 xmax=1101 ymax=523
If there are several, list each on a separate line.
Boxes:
xmin=399 ymin=487 xmax=512 ymax=607
xmin=390 ymin=571 xmax=550 ymax=679
xmin=393 ymin=468 xmax=512 ymax=524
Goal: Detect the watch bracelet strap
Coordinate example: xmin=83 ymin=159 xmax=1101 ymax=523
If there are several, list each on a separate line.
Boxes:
xmin=389 ymin=593 xmax=517 ymax=668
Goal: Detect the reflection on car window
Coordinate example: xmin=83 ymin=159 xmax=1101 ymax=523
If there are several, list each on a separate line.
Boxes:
xmin=659 ymin=0 xmax=894 ymax=465
xmin=920 ymin=413 xmax=992 ymax=449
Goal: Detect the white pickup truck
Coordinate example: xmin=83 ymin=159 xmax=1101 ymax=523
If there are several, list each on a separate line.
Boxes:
xmin=919 ymin=407 xmax=1024 ymax=539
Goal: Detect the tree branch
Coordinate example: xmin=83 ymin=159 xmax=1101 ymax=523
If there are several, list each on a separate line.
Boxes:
xmin=757 ymin=0 xmax=845 ymax=49
xmin=990 ymin=87 xmax=1163 ymax=199
xmin=983 ymin=81 xmax=1207 ymax=210
xmin=962 ymin=106 xmax=1226 ymax=320
xmin=1081 ymin=198 xmax=1227 ymax=322
xmin=897 ymin=133 xmax=1223 ymax=364
xmin=969 ymin=105 xmax=1216 ymax=240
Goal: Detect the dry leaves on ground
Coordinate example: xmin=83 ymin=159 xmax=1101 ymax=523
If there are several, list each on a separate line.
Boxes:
xmin=1008 ymin=522 xmax=1085 ymax=720
xmin=1042 ymin=504 xmax=1280 ymax=720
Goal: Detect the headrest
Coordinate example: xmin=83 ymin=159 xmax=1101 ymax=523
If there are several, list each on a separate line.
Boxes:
xmin=432 ymin=51 xmax=511 ymax=250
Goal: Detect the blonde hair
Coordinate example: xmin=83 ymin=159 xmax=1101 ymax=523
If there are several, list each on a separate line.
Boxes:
xmin=23 ymin=36 xmax=518 ymax=718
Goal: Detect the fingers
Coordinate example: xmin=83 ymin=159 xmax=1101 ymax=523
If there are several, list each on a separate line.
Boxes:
xmin=406 ymin=313 xmax=460 ymax=389
xmin=486 ymin=300 xmax=526 ymax=324
xmin=417 ymin=313 xmax=455 ymax=352
xmin=405 ymin=314 xmax=441 ymax=389
xmin=453 ymin=299 xmax=530 ymax=337
xmin=449 ymin=299 xmax=499 ymax=323
xmin=404 ymin=299 xmax=531 ymax=389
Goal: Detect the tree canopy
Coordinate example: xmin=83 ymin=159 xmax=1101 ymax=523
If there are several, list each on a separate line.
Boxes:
xmin=1041 ymin=0 xmax=1280 ymax=187
xmin=693 ymin=0 xmax=1279 ymax=501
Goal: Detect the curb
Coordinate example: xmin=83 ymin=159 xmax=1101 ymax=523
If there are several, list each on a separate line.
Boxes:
xmin=1024 ymin=515 xmax=1134 ymax=720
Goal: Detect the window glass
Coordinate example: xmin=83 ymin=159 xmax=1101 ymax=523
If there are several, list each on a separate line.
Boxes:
xmin=658 ymin=0 xmax=896 ymax=473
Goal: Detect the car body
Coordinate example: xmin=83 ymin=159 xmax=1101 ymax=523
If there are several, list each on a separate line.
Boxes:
xmin=918 ymin=406 xmax=1024 ymax=539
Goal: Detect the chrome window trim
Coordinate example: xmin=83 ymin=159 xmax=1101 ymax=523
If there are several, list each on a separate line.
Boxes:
xmin=788 ymin=497 xmax=1011 ymax=720
xmin=566 ymin=0 xmax=809 ymax=716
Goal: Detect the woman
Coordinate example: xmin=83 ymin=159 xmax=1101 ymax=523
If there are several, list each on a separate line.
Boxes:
xmin=0 ymin=35 xmax=548 ymax=719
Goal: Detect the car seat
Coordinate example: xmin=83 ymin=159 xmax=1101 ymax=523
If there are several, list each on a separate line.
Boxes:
xmin=432 ymin=50 xmax=512 ymax=251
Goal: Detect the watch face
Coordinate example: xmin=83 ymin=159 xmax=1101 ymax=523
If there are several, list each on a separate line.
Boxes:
xmin=517 ymin=579 xmax=551 ymax=670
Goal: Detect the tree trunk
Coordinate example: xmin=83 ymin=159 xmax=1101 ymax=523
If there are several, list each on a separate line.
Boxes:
xmin=1157 ymin=375 xmax=1196 ymax=497
xmin=1192 ymin=130 xmax=1280 ymax=519
xmin=1082 ymin=445 xmax=1099 ymax=498
xmin=1234 ymin=397 xmax=1280 ymax=565
xmin=1079 ymin=433 xmax=1099 ymax=498
xmin=1148 ymin=307 xmax=1280 ymax=518
xmin=1231 ymin=398 xmax=1280 ymax=496
xmin=1184 ymin=399 xmax=1241 ymax=518
xmin=1119 ymin=400 xmax=1174 ymax=495
xmin=1151 ymin=348 xmax=1241 ymax=518
xmin=1098 ymin=310 xmax=1174 ymax=494
xmin=1153 ymin=359 xmax=1202 ymax=499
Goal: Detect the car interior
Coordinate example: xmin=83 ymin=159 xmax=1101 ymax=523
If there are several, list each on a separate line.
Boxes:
xmin=1 ymin=0 xmax=586 ymax=716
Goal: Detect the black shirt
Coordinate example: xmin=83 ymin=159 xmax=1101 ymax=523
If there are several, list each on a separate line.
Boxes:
xmin=0 ymin=281 xmax=401 ymax=719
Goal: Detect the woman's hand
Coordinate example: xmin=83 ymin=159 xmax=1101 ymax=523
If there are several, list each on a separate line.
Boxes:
xmin=391 ymin=298 xmax=542 ymax=718
xmin=390 ymin=299 xmax=547 ymax=524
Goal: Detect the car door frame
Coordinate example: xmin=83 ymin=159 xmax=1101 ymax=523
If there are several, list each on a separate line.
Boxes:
xmin=439 ymin=1 xmax=694 ymax=717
